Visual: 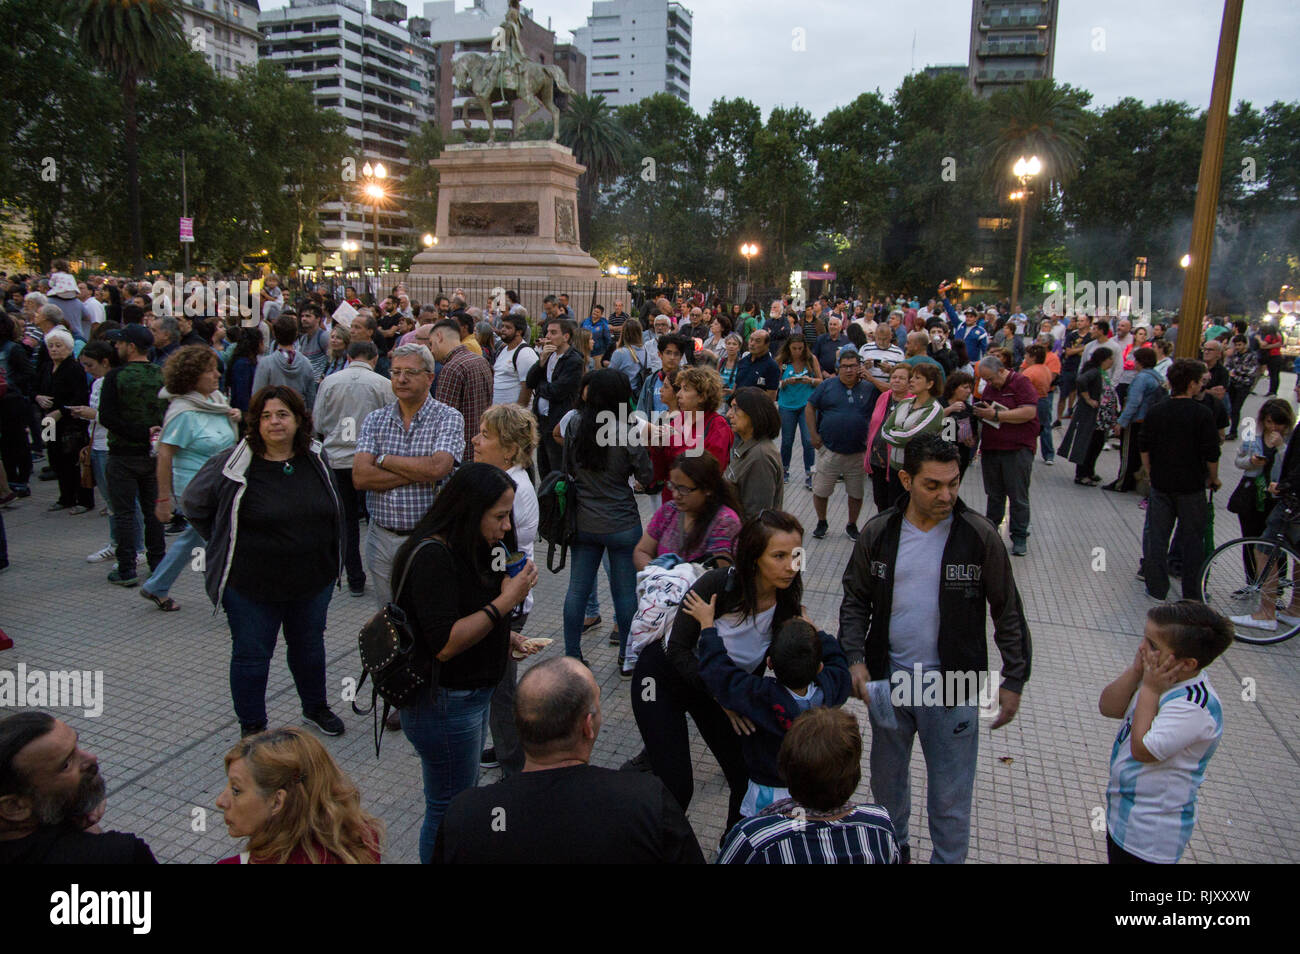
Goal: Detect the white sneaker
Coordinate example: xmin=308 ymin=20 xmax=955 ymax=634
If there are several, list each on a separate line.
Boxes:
xmin=1230 ymin=614 xmax=1277 ymax=631
xmin=1277 ymin=611 xmax=1300 ymax=627
xmin=86 ymin=545 xmax=115 ymax=564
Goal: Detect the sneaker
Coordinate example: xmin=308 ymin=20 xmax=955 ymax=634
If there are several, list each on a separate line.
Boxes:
xmin=164 ymin=515 xmax=187 ymax=535
xmin=107 ymin=568 xmax=139 ymax=587
xmin=86 ymin=545 xmax=115 ymax=564
xmin=68 ymin=505 xmax=92 ymax=515
xmin=240 ymin=722 xmax=268 ymax=738
xmin=1277 ymin=611 xmax=1300 ymax=627
xmin=620 ymin=750 xmax=653 ymax=773
xmin=480 ymin=746 xmax=499 ymax=769
xmin=783 ymin=469 xmax=791 ymax=484
xmin=1011 ymin=539 xmax=1027 ymax=556
xmin=804 ymin=473 xmax=813 ymax=491
xmin=608 ymin=627 xmax=620 ymax=646
xmin=812 ymin=520 xmax=828 ymax=539
xmin=1043 ymin=458 xmax=1054 ymax=466
xmin=845 ymin=523 xmax=859 ymax=541
xmin=348 ymin=581 xmax=366 ymax=597
xmin=303 ymin=707 xmax=345 ymax=736
xmin=1230 ymin=614 xmax=1277 ymax=632
xmin=11 ymin=484 xmax=29 ymax=498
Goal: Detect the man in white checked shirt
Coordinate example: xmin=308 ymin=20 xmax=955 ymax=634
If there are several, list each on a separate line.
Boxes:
xmin=353 ymin=343 xmax=465 ymax=608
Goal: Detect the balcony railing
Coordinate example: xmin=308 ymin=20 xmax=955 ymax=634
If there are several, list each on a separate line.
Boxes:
xmin=978 ymin=39 xmax=1047 ymax=56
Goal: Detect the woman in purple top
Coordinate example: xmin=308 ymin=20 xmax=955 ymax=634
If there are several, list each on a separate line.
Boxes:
xmin=634 ymin=452 xmax=743 ymax=570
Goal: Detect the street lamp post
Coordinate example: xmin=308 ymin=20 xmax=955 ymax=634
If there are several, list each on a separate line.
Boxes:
xmin=1009 ymin=155 xmax=1041 ymax=314
xmin=361 ymin=161 xmax=387 ymax=302
xmin=740 ymin=242 xmax=758 ymax=293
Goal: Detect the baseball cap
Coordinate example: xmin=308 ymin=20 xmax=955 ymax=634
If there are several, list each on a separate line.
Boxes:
xmin=106 ymin=324 xmax=154 ymax=350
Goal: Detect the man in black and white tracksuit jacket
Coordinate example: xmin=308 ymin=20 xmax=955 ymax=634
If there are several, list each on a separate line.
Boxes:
xmin=839 ymin=435 xmax=1031 ymax=863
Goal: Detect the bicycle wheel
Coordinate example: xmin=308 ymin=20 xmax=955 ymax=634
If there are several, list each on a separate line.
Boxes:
xmin=1200 ymin=536 xmax=1300 ymax=645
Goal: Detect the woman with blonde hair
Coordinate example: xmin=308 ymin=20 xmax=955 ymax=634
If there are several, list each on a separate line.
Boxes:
xmin=471 ymin=402 xmax=541 ymax=775
xmin=323 ymin=324 xmax=351 ymax=377
xmin=216 ymin=727 xmax=383 ymax=863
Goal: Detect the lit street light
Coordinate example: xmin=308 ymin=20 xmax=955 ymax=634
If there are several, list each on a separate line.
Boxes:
xmin=1180 ymin=254 xmax=1192 ymax=269
xmin=740 ymin=242 xmax=759 ymax=289
xmin=360 ymin=161 xmax=389 ymax=296
xmin=422 ymin=233 xmax=435 ymax=248
xmin=1009 ymin=155 xmax=1042 ymax=314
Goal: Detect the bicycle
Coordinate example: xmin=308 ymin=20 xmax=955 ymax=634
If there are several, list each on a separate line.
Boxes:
xmin=1200 ymin=493 xmax=1300 ymax=644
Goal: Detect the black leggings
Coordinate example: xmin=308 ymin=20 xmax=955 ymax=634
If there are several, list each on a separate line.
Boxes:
xmin=631 ymin=640 xmax=750 ymax=834
xmin=0 ymin=393 xmax=32 ymax=485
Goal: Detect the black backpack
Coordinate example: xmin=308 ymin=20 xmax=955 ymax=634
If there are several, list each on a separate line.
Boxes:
xmin=352 ymin=539 xmax=441 ymax=755
xmin=536 ymin=425 xmax=579 ymax=572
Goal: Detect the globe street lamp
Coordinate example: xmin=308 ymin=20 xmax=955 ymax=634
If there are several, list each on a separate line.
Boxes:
xmin=361 ymin=162 xmax=388 ymax=299
xmin=1009 ymin=155 xmax=1042 ymax=314
xmin=740 ymin=242 xmax=759 ymax=290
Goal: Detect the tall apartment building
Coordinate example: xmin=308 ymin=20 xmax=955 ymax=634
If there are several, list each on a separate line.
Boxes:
xmin=968 ymin=0 xmax=1059 ymax=97
xmin=422 ymin=0 xmax=585 ymax=138
xmin=570 ymin=0 xmax=692 ymax=108
xmin=180 ymin=0 xmax=262 ymax=78
xmin=259 ymin=0 xmax=439 ymax=270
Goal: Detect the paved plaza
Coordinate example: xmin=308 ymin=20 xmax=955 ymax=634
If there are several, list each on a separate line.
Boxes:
xmin=2 ymin=385 xmax=1298 ymax=864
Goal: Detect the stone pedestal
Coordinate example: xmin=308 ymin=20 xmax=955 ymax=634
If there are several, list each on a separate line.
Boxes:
xmin=405 ymin=141 xmax=626 ymax=319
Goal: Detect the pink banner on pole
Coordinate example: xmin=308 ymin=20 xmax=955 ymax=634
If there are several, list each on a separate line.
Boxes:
xmin=179 ymin=217 xmax=194 ymax=243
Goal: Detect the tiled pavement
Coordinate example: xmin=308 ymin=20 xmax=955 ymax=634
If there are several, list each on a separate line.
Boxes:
xmin=2 ymin=384 xmax=1297 ymax=864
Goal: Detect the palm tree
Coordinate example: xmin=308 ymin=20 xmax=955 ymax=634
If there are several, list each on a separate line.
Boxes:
xmin=559 ymin=94 xmax=635 ymax=252
xmin=63 ymin=0 xmax=184 ymax=274
xmin=985 ymin=79 xmax=1088 ymax=194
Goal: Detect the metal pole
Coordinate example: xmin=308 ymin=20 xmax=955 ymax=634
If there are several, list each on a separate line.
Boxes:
xmin=1011 ymin=192 xmax=1027 ymax=314
xmin=1175 ymin=0 xmax=1245 ymax=359
xmin=181 ymin=150 xmax=189 ymax=274
xmin=373 ymin=201 xmax=380 ymax=301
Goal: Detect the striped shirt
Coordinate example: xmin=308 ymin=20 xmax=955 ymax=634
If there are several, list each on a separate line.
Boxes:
xmin=355 ymin=394 xmax=465 ymax=532
xmin=717 ymin=800 xmax=899 ymax=864
xmin=1107 ymin=674 xmax=1222 ymax=864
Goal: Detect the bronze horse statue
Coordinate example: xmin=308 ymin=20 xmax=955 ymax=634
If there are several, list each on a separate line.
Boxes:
xmin=452 ymin=51 xmax=575 ymax=143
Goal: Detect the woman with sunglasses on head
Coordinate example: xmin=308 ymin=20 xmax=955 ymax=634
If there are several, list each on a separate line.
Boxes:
xmin=630 ymin=510 xmax=805 ymax=833
xmin=216 ymin=727 xmax=383 ymax=864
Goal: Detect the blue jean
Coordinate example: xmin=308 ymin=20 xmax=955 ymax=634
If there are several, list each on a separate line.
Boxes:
xmin=868 ymin=697 xmax=979 ymax=863
xmin=143 ymin=524 xmax=203 ymax=598
xmin=221 ymin=583 xmax=332 ymax=727
xmin=779 ymin=404 xmax=814 ymax=473
xmin=584 ymin=551 xmax=612 ymax=618
xmin=1036 ymin=393 xmax=1056 ymax=461
xmin=90 ymin=448 xmax=141 ymax=549
xmin=401 ymin=685 xmax=493 ymax=863
xmin=563 ymin=525 xmax=640 ymax=659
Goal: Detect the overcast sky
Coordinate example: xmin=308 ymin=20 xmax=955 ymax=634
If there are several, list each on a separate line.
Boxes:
xmin=263 ymin=0 xmax=1299 ymax=119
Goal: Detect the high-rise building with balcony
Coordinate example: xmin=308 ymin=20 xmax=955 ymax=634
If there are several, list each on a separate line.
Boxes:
xmin=570 ymin=0 xmax=692 ymax=108
xmin=180 ymin=0 xmax=262 ymax=78
xmin=969 ymin=0 xmax=1059 ymax=97
xmin=258 ymin=0 xmax=439 ymax=270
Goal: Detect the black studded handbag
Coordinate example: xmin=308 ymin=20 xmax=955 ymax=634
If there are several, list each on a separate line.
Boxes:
xmin=352 ymin=539 xmax=441 ymax=756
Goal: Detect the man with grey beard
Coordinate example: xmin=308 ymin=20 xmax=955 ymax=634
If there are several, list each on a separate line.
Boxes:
xmin=0 ymin=712 xmax=156 ymax=863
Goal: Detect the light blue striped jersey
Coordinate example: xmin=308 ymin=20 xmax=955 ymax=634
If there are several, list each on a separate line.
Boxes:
xmin=1107 ymin=674 xmax=1223 ymax=863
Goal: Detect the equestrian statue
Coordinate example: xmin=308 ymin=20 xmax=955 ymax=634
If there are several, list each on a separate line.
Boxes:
xmin=451 ymin=0 xmax=575 ymax=143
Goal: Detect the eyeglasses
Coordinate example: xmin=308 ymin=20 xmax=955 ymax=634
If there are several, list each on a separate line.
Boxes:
xmin=390 ymin=369 xmax=428 ymax=379
xmin=666 ymin=481 xmax=698 ymax=496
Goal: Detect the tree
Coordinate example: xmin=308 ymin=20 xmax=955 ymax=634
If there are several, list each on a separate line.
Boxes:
xmin=0 ymin=0 xmax=120 ymax=270
xmin=63 ymin=0 xmax=185 ymax=274
xmin=984 ymin=79 xmax=1089 ymax=193
xmin=404 ymin=121 xmax=445 ymax=243
xmin=559 ymin=94 xmax=635 ymax=251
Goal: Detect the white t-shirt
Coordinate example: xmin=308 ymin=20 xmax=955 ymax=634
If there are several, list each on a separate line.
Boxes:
xmin=89 ymin=377 xmax=108 ymax=452
xmin=1107 ymin=674 xmax=1222 ymax=863
xmin=507 ymin=464 xmax=539 ymax=616
xmin=713 ymin=604 xmax=777 ymax=672
xmin=83 ymin=297 xmax=106 ymax=325
xmin=493 ymin=342 xmax=538 ymax=407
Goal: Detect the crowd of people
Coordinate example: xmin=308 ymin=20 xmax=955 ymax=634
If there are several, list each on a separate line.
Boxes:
xmin=0 ymin=266 xmax=1270 ymax=865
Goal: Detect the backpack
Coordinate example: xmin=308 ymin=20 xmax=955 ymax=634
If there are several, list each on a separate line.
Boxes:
xmin=1096 ymin=378 xmax=1121 ymax=432
xmin=351 ymin=539 xmax=441 ymax=755
xmin=625 ymin=346 xmax=646 ymax=402
xmin=535 ymin=425 xmax=579 ymax=572
xmin=510 ymin=343 xmax=537 ymax=378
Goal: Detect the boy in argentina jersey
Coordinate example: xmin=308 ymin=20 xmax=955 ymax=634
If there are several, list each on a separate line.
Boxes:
xmin=1099 ymin=602 xmax=1232 ymax=863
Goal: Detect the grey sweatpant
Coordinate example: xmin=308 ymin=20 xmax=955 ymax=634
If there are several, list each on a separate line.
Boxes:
xmin=867 ymin=701 xmax=979 ymax=863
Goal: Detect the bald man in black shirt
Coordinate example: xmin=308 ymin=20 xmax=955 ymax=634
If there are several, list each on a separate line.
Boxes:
xmin=434 ymin=658 xmax=704 ymax=864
